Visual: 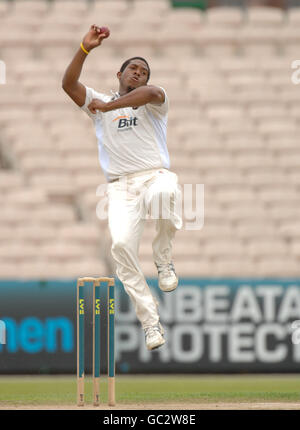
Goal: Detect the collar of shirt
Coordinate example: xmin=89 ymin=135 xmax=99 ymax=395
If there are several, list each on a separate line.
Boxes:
xmin=110 ymin=90 xmax=120 ymax=100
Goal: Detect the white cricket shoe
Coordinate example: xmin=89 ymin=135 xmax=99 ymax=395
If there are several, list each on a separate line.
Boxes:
xmin=144 ymin=323 xmax=165 ymax=351
xmin=155 ymin=262 xmax=178 ymax=292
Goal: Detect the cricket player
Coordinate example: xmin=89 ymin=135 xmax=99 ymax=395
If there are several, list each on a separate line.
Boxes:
xmin=62 ymin=25 xmax=182 ymax=350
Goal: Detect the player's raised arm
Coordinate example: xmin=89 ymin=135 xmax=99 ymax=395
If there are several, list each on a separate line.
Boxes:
xmin=62 ymin=25 xmax=110 ymax=107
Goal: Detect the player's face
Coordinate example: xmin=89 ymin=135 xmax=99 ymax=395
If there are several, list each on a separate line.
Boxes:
xmin=121 ymin=60 xmax=149 ymax=90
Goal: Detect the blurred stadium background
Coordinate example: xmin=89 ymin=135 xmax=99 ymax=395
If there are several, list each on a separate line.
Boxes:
xmin=1 ymin=0 xmax=300 ymax=406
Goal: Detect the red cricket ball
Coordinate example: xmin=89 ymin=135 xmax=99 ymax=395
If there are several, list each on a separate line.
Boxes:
xmin=100 ymin=26 xmax=110 ymax=38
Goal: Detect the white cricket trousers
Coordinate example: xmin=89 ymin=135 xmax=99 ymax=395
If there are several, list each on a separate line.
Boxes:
xmin=107 ymin=168 xmax=182 ymax=329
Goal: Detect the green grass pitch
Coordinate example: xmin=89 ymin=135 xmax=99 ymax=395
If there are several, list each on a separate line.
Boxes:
xmin=0 ymin=374 xmax=299 ymax=407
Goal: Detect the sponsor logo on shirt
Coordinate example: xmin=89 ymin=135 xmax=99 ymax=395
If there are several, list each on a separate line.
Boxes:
xmin=113 ymin=115 xmax=138 ymax=131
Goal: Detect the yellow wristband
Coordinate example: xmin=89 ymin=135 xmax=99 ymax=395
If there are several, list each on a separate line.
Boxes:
xmin=80 ymin=42 xmax=89 ymax=55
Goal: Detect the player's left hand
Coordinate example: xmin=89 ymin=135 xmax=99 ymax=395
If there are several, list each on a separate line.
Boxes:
xmin=88 ymin=99 xmax=108 ymax=113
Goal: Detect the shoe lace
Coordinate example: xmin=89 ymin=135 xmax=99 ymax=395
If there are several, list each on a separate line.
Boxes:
xmin=144 ymin=325 xmax=161 ymax=338
xmin=156 ymin=262 xmax=175 ymax=277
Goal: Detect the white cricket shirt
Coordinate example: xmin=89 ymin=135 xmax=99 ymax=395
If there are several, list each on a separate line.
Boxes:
xmin=80 ymin=86 xmax=170 ymax=182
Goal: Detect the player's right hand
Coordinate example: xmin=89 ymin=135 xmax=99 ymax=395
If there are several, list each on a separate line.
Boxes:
xmin=82 ymin=25 xmax=109 ymax=52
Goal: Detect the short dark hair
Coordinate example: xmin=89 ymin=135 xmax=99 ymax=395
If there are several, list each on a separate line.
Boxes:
xmin=119 ymin=57 xmax=151 ymax=82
